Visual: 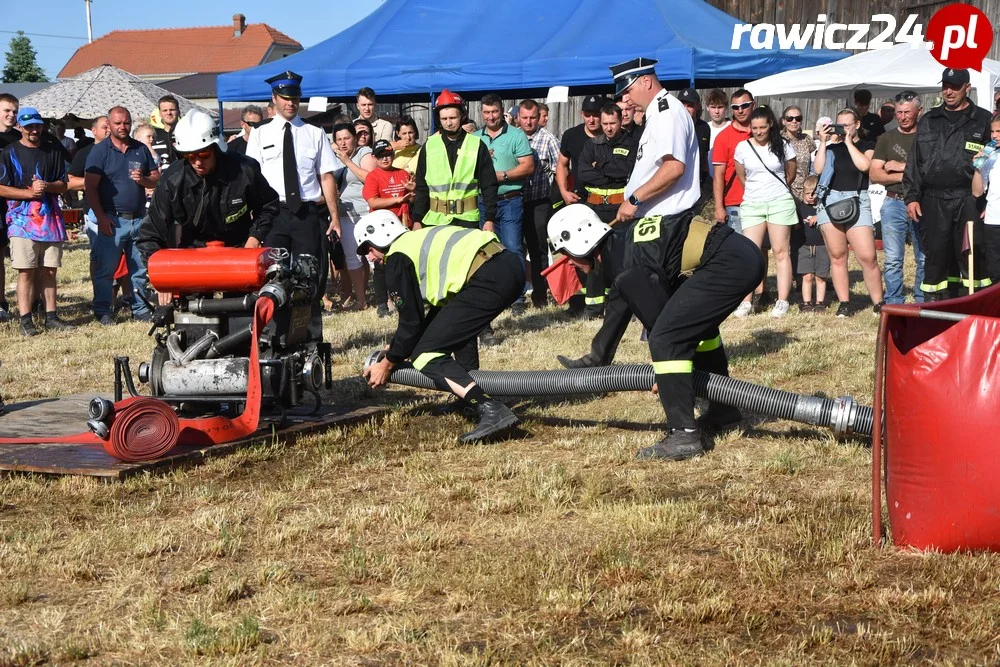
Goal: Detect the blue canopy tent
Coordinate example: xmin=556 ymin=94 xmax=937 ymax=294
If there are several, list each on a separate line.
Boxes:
xmin=217 ymin=0 xmax=846 ymax=101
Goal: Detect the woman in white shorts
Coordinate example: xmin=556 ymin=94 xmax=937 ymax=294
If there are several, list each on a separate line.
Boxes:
xmin=733 ymin=106 xmax=797 ymax=318
xmin=813 ymin=109 xmax=882 ymax=317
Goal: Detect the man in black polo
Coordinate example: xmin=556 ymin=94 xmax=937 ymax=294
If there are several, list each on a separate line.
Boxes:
xmin=151 ymin=95 xmax=179 ymax=169
xmin=84 ymin=105 xmax=160 ymax=324
xmin=228 ymin=105 xmax=264 ymax=157
xmin=677 ymin=88 xmax=712 ymax=196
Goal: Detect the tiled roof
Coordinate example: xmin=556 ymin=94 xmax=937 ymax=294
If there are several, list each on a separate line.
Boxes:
xmin=58 ymin=23 xmax=301 ymax=79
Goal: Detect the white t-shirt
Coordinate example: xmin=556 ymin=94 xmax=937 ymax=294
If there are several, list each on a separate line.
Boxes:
xmin=734 ymin=139 xmax=796 ymax=203
xmin=984 ymin=158 xmax=1000 ymax=226
xmin=625 ymin=90 xmax=701 ymax=216
xmin=709 ymin=120 xmax=730 ymax=151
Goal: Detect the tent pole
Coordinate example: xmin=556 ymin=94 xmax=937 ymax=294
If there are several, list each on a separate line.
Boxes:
xmin=217 ymin=99 xmax=224 ymax=135
xmin=430 ymin=91 xmax=436 ymax=134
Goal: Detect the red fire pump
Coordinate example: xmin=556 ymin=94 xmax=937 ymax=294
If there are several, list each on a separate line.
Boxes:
xmin=117 ymin=243 xmax=331 ymax=417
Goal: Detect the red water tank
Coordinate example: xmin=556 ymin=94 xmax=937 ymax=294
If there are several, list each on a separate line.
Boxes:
xmin=880 ymin=286 xmax=1000 ymax=552
xmin=147 ymin=243 xmax=275 ymax=294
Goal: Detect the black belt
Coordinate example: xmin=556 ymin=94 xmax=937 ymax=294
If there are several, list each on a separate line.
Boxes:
xmin=112 ymin=211 xmax=144 ymax=220
xmin=884 ymin=191 xmax=905 ymax=201
xmin=497 ymin=191 xmax=523 ymax=200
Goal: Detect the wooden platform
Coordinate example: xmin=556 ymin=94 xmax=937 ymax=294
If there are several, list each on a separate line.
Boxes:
xmin=0 ymin=394 xmax=387 ymax=480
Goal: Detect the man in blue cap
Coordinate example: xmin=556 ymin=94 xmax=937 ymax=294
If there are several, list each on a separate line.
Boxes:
xmin=0 ymin=107 xmax=72 ymax=335
xmin=246 ymin=70 xmax=341 ymax=341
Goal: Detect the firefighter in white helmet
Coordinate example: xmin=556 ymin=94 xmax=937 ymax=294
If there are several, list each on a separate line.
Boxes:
xmin=358 ymin=209 xmax=524 ymax=443
xmin=138 ymin=110 xmax=279 ymax=303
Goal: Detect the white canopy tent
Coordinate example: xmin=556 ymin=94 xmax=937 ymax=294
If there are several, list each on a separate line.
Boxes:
xmin=747 ymin=42 xmax=1000 ymax=110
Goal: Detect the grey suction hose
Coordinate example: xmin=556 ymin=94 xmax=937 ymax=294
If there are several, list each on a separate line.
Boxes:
xmin=364 ymin=350 xmax=873 ymax=438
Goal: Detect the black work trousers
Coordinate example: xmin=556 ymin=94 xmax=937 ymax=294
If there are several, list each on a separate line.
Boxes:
xmin=618 ymin=233 xmax=764 ymax=430
xmin=266 ymin=203 xmax=328 ymax=341
xmin=522 ymin=197 xmax=551 ymax=306
xmin=412 ymin=251 xmax=524 ymax=394
xmin=918 ymin=194 xmax=989 ymax=299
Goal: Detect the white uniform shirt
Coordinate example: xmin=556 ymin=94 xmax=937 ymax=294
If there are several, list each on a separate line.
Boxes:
xmin=246 ymin=116 xmax=337 ymax=203
xmin=626 ymin=89 xmax=701 ymax=216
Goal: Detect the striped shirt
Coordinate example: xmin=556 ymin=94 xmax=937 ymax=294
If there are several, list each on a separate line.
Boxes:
xmin=523 ymin=127 xmax=560 ymax=201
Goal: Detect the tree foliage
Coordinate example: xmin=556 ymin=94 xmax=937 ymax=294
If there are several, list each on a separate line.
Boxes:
xmin=3 ymin=31 xmax=48 ymax=83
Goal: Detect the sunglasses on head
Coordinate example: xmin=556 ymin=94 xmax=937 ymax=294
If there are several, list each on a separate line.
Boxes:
xmin=18 ymin=113 xmax=41 ymax=123
xmin=183 ymin=148 xmax=213 ymax=161
xmin=895 ymin=91 xmax=919 ymax=102
xmin=356 ymin=130 xmax=370 ymax=135
xmin=731 ymin=101 xmax=754 ymax=111
xmin=784 ymin=115 xmax=802 ymax=122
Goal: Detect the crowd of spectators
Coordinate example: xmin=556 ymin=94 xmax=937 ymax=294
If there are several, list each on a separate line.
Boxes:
xmin=2 ymin=71 xmax=999 ymax=339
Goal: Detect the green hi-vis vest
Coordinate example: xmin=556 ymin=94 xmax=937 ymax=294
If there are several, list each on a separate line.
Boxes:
xmin=423 ymin=133 xmax=481 ymax=226
xmin=388 ymin=226 xmax=498 ymax=305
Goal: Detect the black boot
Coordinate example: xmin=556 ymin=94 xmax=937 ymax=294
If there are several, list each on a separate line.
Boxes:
xmin=697 ymin=403 xmax=742 ymax=432
xmin=459 ymin=400 xmax=519 ymax=443
xmin=636 ymin=428 xmax=705 ymax=461
xmin=556 ymin=353 xmax=600 ymax=369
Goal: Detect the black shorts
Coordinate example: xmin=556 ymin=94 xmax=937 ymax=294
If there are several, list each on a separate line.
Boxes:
xmin=796 ymin=244 xmax=830 ymax=279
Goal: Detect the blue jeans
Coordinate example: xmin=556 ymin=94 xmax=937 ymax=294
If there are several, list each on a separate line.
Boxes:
xmin=880 ymin=197 xmax=925 ymax=304
xmin=480 ymin=194 xmax=525 ymax=302
xmin=90 ymin=212 xmax=150 ymax=317
xmin=725 ymin=205 xmax=742 ymax=234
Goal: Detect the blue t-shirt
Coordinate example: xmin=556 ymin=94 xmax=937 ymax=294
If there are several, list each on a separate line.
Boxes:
xmin=85 ymin=137 xmax=158 ymax=215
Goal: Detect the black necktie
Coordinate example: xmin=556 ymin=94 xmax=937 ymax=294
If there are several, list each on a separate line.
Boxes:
xmin=283 ymin=121 xmax=302 ymax=212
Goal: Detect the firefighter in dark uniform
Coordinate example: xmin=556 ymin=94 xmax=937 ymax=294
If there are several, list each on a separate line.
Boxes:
xmin=557 ymin=102 xmax=636 ymax=368
xmin=555 ymin=94 xmax=611 ymax=318
xmin=138 ymin=110 xmax=278 ymax=270
xmin=904 ymin=67 xmax=994 ymax=299
xmin=359 ymin=210 xmax=524 ymax=443
xmin=549 ymin=57 xmax=764 ymax=461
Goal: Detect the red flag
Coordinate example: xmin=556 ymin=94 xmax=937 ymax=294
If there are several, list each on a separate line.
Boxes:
xmin=541 ymin=254 xmax=582 ymax=305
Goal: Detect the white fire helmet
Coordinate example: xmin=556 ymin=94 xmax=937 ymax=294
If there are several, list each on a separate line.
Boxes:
xmin=547 ymin=203 xmax=613 ymax=258
xmin=173 ymin=110 xmax=227 ymax=154
xmin=356 ymin=209 xmax=408 ymax=254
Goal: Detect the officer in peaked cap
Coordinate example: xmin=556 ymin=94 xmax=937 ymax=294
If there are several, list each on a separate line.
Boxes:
xmin=264 ymin=70 xmax=303 ymax=98
xmin=246 ymin=68 xmax=340 ymax=341
xmin=610 ymin=57 xmax=658 ymax=100
xmin=548 ymin=56 xmax=766 ymax=462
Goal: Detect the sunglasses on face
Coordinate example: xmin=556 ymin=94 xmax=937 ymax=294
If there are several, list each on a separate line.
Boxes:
xmin=183 ymin=148 xmax=213 ymax=162
xmin=731 ymin=102 xmax=754 ymax=111
xmin=243 ymin=120 xmax=262 ymax=128
xmin=784 ymin=115 xmax=802 ymax=122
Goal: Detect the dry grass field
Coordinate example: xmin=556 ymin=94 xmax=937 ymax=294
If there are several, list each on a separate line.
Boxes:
xmin=1 ymin=237 xmax=998 ymax=665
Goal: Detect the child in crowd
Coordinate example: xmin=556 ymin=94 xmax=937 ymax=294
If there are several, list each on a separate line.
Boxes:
xmin=796 ymin=175 xmax=830 ymax=311
xmin=972 ymin=114 xmax=1000 ymax=283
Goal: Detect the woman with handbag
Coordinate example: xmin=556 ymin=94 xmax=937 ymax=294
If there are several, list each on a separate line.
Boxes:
xmin=813 ymin=109 xmax=883 ymax=317
xmin=732 ymin=106 xmax=798 ymax=318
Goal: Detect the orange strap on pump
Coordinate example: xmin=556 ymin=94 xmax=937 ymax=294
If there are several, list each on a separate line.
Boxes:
xmin=0 ymin=296 xmax=276 ymax=462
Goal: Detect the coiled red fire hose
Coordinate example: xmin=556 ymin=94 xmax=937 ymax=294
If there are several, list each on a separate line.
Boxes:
xmin=0 ymin=297 xmax=275 ymax=462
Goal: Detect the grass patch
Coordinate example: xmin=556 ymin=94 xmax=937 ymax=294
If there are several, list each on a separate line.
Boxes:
xmin=1 ymin=238 xmax=996 ymax=662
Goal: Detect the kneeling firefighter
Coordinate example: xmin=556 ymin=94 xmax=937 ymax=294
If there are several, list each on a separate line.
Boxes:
xmin=359 ymin=210 xmax=524 ymax=443
xmin=548 ymin=203 xmax=764 ymax=460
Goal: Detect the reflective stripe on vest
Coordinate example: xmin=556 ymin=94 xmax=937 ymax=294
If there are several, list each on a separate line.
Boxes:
xmin=424 ymin=133 xmax=481 ymax=226
xmin=388 ymin=226 xmax=498 ymax=306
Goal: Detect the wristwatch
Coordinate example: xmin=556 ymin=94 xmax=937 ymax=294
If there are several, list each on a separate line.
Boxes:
xmin=502 ymin=171 xmax=509 ymax=181
xmin=628 ymin=194 xmax=642 ymax=206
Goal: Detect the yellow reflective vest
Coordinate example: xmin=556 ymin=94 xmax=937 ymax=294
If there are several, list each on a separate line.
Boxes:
xmin=387 ymin=226 xmax=498 ymax=305
xmin=422 ymin=133 xmax=481 ymax=226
